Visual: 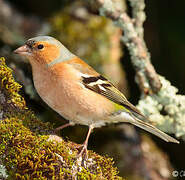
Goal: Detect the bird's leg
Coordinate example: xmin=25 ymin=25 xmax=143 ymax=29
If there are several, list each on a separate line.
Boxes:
xmin=54 ymin=122 xmax=74 ymax=133
xmin=78 ymin=125 xmax=94 ymax=158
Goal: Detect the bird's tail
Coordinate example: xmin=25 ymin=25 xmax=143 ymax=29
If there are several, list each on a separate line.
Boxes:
xmin=129 ymin=116 xmax=179 ymax=143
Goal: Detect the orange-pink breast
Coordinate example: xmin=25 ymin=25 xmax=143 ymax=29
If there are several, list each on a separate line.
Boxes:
xmin=31 ymin=61 xmax=115 ymax=126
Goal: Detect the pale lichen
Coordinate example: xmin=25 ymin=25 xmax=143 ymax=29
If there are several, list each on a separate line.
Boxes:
xmin=0 ymin=164 xmax=8 ymax=179
xmin=137 ymin=75 xmax=185 ymax=140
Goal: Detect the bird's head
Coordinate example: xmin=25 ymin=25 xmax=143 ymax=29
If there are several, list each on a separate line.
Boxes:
xmin=14 ymin=36 xmax=75 ymax=66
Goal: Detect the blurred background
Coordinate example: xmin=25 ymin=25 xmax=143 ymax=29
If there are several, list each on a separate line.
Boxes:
xmin=0 ymin=0 xmax=184 ymax=179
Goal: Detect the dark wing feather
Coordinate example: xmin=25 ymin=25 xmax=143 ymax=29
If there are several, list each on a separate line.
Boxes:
xmin=82 ymin=75 xmax=145 ymax=119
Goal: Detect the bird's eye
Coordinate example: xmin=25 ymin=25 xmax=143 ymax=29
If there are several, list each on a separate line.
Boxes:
xmin=37 ymin=44 xmax=44 ymax=50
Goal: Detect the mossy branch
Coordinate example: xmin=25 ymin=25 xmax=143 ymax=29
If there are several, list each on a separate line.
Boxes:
xmin=93 ymin=0 xmax=185 ymax=140
xmin=0 ymin=57 xmax=122 ymax=179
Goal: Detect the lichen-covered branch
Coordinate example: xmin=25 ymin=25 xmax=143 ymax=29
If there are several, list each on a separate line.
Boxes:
xmin=137 ymin=76 xmax=185 ymax=139
xmin=0 ymin=57 xmax=122 ymax=179
xmin=93 ymin=0 xmax=185 ymax=140
xmin=96 ymin=0 xmax=161 ymax=94
xmin=128 ymin=0 xmax=146 ymax=38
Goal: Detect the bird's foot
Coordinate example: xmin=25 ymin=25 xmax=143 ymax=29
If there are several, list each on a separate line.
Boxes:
xmin=77 ymin=143 xmax=88 ymax=159
xmin=76 ymin=125 xmax=93 ymax=160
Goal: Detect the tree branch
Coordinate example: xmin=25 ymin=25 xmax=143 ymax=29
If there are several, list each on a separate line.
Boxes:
xmin=128 ymin=0 xmax=146 ymax=38
xmin=96 ymin=0 xmax=161 ymax=94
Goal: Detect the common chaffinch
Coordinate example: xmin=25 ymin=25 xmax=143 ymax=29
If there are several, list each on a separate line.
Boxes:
xmin=14 ymin=36 xmax=179 ymax=156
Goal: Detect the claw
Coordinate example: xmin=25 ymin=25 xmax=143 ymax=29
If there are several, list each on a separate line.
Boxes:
xmin=77 ymin=144 xmax=88 ymax=159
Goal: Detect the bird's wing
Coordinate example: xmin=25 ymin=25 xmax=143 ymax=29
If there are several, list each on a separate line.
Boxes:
xmin=68 ymin=57 xmax=144 ymax=118
xmin=81 ymin=74 xmax=145 ymax=119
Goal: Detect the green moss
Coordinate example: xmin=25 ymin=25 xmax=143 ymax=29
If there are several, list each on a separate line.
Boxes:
xmin=0 ymin=57 xmax=123 ymax=179
xmin=0 ymin=117 xmax=121 ymax=179
xmin=0 ymin=57 xmax=25 ymax=110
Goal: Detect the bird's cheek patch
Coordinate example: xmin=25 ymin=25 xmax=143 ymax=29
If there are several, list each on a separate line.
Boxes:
xmin=39 ymin=44 xmax=60 ymax=64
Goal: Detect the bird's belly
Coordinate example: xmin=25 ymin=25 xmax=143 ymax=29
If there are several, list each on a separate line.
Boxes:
xmin=33 ymin=74 xmax=114 ymax=126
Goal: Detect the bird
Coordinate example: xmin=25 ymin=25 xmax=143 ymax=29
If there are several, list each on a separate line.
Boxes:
xmin=14 ymin=36 xmax=179 ymax=156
